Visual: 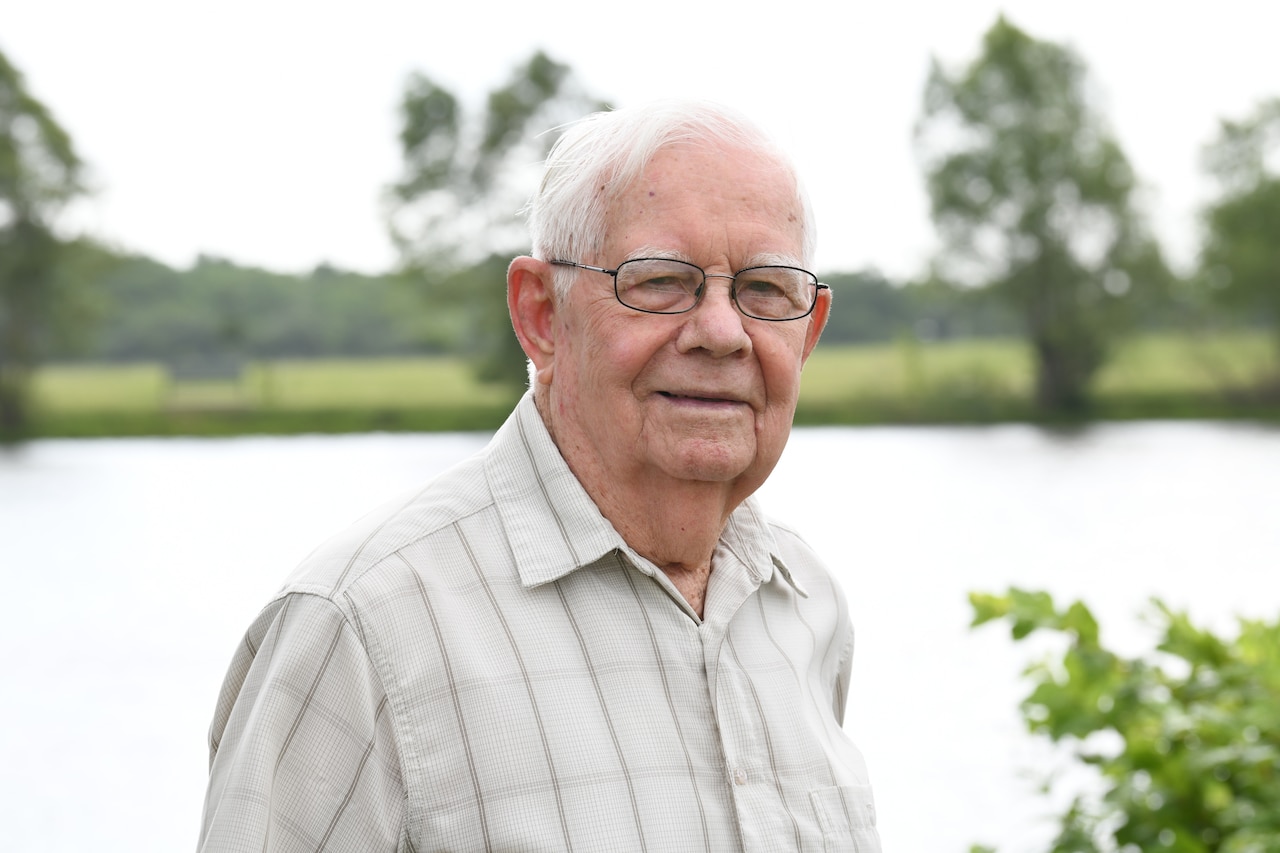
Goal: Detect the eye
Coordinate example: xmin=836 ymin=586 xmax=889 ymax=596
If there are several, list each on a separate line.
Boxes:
xmin=636 ymin=273 xmax=696 ymax=295
xmin=737 ymin=276 xmax=788 ymax=298
xmin=733 ymin=267 xmax=815 ymax=319
xmin=616 ymin=259 xmax=703 ymax=312
xmin=735 ymin=269 xmax=805 ymax=302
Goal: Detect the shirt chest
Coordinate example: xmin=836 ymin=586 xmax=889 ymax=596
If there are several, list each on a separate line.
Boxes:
xmin=352 ymin=551 xmax=874 ymax=852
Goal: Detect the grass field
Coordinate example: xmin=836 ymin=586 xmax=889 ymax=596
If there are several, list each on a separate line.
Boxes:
xmin=32 ymin=356 xmax=517 ymax=412
xmin=798 ymin=331 xmax=1278 ymax=421
xmin=25 ymin=331 xmax=1279 ymax=437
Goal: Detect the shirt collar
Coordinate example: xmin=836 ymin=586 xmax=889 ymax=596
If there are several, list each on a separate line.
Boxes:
xmin=722 ymin=496 xmax=810 ymax=598
xmin=485 ymin=393 xmax=806 ymax=598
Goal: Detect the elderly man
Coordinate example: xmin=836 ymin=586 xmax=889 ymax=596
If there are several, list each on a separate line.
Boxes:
xmin=199 ymin=100 xmax=879 ymax=852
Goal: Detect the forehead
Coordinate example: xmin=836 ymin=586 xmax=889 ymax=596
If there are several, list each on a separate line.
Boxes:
xmin=602 ymin=142 xmax=805 ymax=266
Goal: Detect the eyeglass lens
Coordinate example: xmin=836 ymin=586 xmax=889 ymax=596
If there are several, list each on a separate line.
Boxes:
xmin=615 ymin=259 xmax=815 ymax=320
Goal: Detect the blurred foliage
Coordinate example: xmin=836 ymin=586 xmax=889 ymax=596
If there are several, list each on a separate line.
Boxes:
xmin=10 ymin=32 xmax=1280 ymax=429
xmin=916 ymin=16 xmax=1171 ymax=416
xmin=56 ymin=253 xmax=441 ymax=364
xmin=971 ymin=588 xmax=1280 ymax=852
xmin=824 ymin=269 xmax=1018 ymax=343
xmin=441 ymin=253 xmax=529 ymax=385
xmin=385 ymin=50 xmax=606 ymax=389
xmin=51 ymin=256 xmax=1059 ymax=365
xmin=1200 ymin=97 xmax=1280 ymax=379
xmin=387 ymin=50 xmax=604 ymax=266
xmin=0 ymin=46 xmax=89 ymax=436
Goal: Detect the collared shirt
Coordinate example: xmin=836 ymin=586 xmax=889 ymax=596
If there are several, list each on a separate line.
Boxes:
xmin=199 ymin=394 xmax=880 ymax=852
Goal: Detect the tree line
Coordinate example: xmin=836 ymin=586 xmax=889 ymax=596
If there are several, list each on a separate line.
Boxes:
xmin=36 ymin=250 xmax=1026 ymax=362
xmin=3 ymin=17 xmax=1279 ymax=435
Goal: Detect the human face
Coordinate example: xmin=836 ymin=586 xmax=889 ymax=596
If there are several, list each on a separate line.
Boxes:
xmin=541 ymin=141 xmax=828 ymax=504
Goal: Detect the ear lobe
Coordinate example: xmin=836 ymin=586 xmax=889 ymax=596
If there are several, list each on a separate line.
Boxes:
xmin=507 ymin=256 xmax=558 ymax=384
xmin=800 ymin=286 xmax=831 ymax=364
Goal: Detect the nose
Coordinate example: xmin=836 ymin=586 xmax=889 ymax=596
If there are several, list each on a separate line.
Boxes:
xmin=675 ymin=274 xmax=752 ymax=358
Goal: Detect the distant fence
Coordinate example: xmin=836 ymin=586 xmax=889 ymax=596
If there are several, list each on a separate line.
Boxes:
xmin=165 ymin=355 xmax=245 ymax=383
xmin=164 ymin=355 xmax=247 ymax=409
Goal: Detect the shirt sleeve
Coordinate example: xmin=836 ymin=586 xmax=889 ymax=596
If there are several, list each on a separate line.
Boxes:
xmin=199 ymin=592 xmax=406 ymax=852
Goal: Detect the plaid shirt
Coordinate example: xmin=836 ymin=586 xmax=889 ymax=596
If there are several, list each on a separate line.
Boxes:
xmin=199 ymin=394 xmax=880 ymax=852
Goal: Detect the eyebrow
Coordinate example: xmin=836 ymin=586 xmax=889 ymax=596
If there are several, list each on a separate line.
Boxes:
xmin=746 ymin=251 xmax=805 ymax=269
xmin=624 ymin=246 xmax=687 ymax=264
xmin=622 ymin=247 xmax=806 ymax=269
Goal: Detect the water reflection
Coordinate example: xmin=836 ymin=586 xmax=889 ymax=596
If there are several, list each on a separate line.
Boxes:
xmin=2 ymin=423 xmax=1277 ymax=852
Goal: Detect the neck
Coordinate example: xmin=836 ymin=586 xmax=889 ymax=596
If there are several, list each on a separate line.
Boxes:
xmin=609 ymin=480 xmax=736 ymax=618
xmin=536 ymin=394 xmax=743 ymax=618
xmin=608 ymin=479 xmax=739 ymax=619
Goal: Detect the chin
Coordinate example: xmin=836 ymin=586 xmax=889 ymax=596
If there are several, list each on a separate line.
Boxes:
xmin=660 ymin=437 xmax=758 ymax=484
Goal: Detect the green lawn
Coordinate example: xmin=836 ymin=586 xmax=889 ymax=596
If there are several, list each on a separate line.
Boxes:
xmin=1093 ymin=331 xmax=1275 ymax=395
xmin=32 ymin=356 xmax=517 ymax=412
xmin=25 ymin=331 xmax=1279 ymax=437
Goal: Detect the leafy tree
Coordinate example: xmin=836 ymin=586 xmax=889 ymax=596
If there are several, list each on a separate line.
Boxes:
xmin=435 ymin=253 xmax=527 ymax=385
xmin=819 ymin=270 xmax=916 ymax=343
xmin=900 ymin=273 xmax=1023 ymax=342
xmin=1200 ymin=97 xmax=1280 ymax=373
xmin=387 ymin=50 xmax=605 ymax=267
xmin=65 ymin=253 xmax=441 ymax=363
xmin=818 ymin=269 xmax=1019 ymax=344
xmin=0 ymin=47 xmax=87 ymax=436
xmin=971 ymin=588 xmax=1280 ymax=852
xmin=386 ymin=51 xmax=605 ymax=389
xmin=915 ymin=17 xmax=1168 ymax=414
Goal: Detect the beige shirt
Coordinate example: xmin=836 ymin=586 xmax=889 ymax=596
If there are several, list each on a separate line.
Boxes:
xmin=199 ymin=394 xmax=880 ymax=852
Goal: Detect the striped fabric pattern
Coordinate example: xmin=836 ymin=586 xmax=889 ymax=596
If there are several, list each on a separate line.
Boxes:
xmin=199 ymin=394 xmax=880 ymax=852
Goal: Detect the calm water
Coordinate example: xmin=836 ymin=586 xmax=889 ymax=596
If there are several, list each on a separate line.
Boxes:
xmin=2 ymin=421 xmax=1277 ymax=852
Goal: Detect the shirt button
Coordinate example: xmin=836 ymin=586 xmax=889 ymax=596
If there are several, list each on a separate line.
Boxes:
xmin=732 ymin=768 xmax=748 ymax=786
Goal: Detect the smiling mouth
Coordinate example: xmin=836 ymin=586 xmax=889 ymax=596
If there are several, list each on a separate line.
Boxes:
xmin=658 ymin=391 xmax=742 ymax=405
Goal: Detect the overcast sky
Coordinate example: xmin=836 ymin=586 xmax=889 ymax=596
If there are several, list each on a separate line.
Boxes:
xmin=4 ymin=0 xmax=1277 ymax=279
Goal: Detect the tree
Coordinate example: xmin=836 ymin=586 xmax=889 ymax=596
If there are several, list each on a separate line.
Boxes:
xmin=1200 ymin=97 xmax=1280 ymax=374
xmin=971 ymin=588 xmax=1280 ymax=852
xmin=0 ymin=47 xmax=87 ymax=436
xmin=386 ymin=51 xmax=605 ymax=389
xmin=915 ymin=17 xmax=1167 ymax=414
xmin=70 ymin=253 xmax=437 ymax=363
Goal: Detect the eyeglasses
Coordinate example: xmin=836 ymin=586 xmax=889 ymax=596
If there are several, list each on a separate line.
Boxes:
xmin=550 ymin=258 xmax=828 ymax=322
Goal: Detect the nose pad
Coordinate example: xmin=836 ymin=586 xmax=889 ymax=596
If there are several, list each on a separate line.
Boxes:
xmin=678 ymin=274 xmax=752 ymax=356
xmin=698 ymin=274 xmax=739 ymax=314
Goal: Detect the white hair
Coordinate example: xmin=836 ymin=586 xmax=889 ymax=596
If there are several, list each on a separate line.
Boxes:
xmin=523 ymin=99 xmax=816 ymax=299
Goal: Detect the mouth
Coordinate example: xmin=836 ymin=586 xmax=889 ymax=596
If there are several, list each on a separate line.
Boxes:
xmin=658 ymin=391 xmax=745 ymax=406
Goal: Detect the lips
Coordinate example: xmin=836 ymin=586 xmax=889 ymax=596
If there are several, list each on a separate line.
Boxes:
xmin=658 ymin=391 xmax=744 ymax=405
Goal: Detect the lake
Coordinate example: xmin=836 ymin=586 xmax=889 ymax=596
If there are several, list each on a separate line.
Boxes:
xmin=2 ymin=420 xmax=1277 ymax=852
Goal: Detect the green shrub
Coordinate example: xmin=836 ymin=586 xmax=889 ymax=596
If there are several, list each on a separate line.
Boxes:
xmin=971 ymin=588 xmax=1280 ymax=852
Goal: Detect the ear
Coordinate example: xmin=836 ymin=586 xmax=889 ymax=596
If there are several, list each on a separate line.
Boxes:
xmin=800 ymin=285 xmax=831 ymax=365
xmin=507 ymin=256 xmax=558 ymax=386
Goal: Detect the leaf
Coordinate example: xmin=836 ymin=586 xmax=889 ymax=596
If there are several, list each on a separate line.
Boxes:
xmin=969 ymin=590 xmax=1011 ymax=627
xmin=970 ymin=590 xmax=1280 ymax=849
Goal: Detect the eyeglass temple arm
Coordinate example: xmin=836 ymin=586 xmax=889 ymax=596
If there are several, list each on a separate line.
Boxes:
xmin=550 ymin=260 xmax=617 ymax=276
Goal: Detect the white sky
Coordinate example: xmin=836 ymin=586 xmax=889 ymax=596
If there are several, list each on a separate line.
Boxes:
xmin=3 ymin=0 xmax=1278 ymax=279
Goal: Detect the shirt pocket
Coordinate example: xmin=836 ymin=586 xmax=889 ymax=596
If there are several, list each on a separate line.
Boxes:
xmin=810 ymin=784 xmax=882 ymax=853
